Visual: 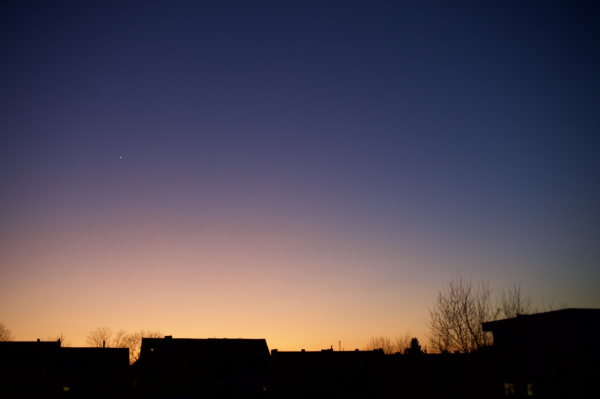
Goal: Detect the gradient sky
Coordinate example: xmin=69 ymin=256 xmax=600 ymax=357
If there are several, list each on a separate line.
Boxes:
xmin=1 ymin=1 xmax=599 ymax=351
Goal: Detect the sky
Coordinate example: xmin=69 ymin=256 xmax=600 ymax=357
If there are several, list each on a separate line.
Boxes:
xmin=1 ymin=1 xmax=599 ymax=351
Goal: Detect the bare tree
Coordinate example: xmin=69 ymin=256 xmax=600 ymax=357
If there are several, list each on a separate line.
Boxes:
xmin=85 ymin=327 xmax=113 ymax=347
xmin=364 ymin=332 xmax=412 ymax=354
xmin=497 ymin=284 xmax=534 ymax=319
xmin=142 ymin=329 xmax=163 ymax=339
xmin=427 ymin=273 xmax=495 ymax=353
xmin=539 ymin=298 xmax=569 ymax=312
xmin=394 ymin=332 xmax=412 ymax=354
xmin=364 ymin=335 xmax=395 ymax=354
xmin=85 ymin=327 xmax=162 ymax=363
xmin=112 ymin=329 xmax=129 ymax=348
xmin=123 ymin=332 xmax=142 ymax=364
xmin=428 ymin=274 xmax=551 ymax=353
xmin=0 ymin=323 xmax=14 ymax=341
xmin=123 ymin=329 xmax=163 ymax=364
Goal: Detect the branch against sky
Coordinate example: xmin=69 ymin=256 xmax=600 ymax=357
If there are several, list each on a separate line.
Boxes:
xmin=364 ymin=332 xmax=413 ymax=354
xmin=85 ymin=326 xmax=113 ymax=347
xmin=112 ymin=329 xmax=128 ymax=348
xmin=427 ymin=274 xmax=551 ymax=353
xmin=394 ymin=332 xmax=413 ymax=355
xmin=0 ymin=323 xmax=14 ymax=341
xmin=427 ymin=273 xmax=496 ymax=353
xmin=122 ymin=329 xmax=163 ymax=364
xmin=85 ymin=327 xmax=162 ymax=363
xmin=497 ymin=283 xmax=534 ymax=319
xmin=364 ymin=335 xmax=395 ymax=354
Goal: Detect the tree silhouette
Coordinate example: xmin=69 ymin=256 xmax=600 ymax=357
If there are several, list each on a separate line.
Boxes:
xmin=364 ymin=335 xmax=395 ymax=354
xmin=427 ymin=273 xmax=496 ymax=353
xmin=85 ymin=326 xmax=113 ymax=347
xmin=86 ymin=327 xmax=162 ymax=364
xmin=112 ymin=329 xmax=128 ymax=348
xmin=365 ymin=332 xmax=412 ymax=354
xmin=427 ymin=273 xmax=542 ymax=353
xmin=403 ymin=338 xmax=425 ymax=355
xmin=124 ymin=329 xmax=162 ymax=364
xmin=394 ymin=332 xmax=412 ymax=355
xmin=497 ymin=283 xmax=534 ymax=318
xmin=0 ymin=323 xmax=13 ymax=341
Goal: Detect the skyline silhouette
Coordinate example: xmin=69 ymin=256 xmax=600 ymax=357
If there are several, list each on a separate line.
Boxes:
xmin=3 ymin=308 xmax=599 ymax=398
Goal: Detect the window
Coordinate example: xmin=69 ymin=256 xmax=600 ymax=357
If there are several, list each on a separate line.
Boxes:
xmin=504 ymin=383 xmax=515 ymax=396
xmin=63 ymin=387 xmax=69 ymax=392
xmin=527 ymin=383 xmax=533 ymax=396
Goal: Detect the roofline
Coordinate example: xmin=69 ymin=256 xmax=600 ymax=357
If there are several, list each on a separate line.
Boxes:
xmin=482 ymin=308 xmax=600 ymax=330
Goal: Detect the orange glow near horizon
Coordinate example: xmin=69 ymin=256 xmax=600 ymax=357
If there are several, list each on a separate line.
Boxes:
xmin=2 ymin=214 xmax=434 ymax=351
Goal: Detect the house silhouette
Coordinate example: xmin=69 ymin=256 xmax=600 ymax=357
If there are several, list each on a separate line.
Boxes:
xmin=0 ymin=339 xmax=129 ymax=398
xmin=131 ymin=336 xmax=272 ymax=398
xmin=483 ymin=308 xmax=600 ymax=398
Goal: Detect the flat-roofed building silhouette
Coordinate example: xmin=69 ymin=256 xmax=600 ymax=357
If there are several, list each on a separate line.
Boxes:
xmin=0 ymin=340 xmax=129 ymax=398
xmin=271 ymin=347 xmax=497 ymax=398
xmin=483 ymin=308 xmax=600 ymax=398
xmin=0 ymin=340 xmax=61 ymax=398
xmin=59 ymin=346 xmax=130 ymax=398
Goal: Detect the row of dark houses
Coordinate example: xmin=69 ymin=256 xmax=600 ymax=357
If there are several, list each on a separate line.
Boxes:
xmin=1 ymin=308 xmax=598 ymax=398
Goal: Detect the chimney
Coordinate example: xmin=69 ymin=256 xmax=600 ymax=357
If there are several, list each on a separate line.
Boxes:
xmin=37 ymin=339 xmax=40 ymax=342
xmin=103 ymin=341 xmax=105 ymax=348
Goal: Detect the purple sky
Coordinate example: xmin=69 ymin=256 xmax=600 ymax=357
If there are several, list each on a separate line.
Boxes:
xmin=1 ymin=1 xmax=599 ymax=350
